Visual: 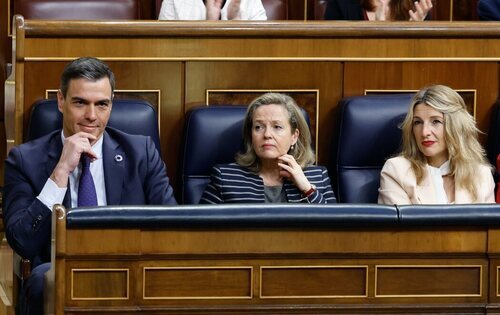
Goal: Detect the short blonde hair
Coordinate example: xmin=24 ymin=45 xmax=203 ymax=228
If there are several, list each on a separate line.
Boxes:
xmin=236 ymin=93 xmax=315 ymax=172
xmin=400 ymin=85 xmax=491 ymax=200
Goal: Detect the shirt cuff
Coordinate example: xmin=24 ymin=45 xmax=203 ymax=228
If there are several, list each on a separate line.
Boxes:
xmin=36 ymin=178 xmax=67 ymax=211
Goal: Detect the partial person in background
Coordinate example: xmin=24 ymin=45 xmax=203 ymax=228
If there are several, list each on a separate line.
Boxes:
xmin=478 ymin=0 xmax=500 ymax=20
xmin=159 ymin=0 xmax=267 ymax=20
xmin=378 ymin=85 xmax=494 ymax=205
xmin=200 ymin=93 xmax=336 ymax=204
xmin=325 ymin=0 xmax=432 ymax=21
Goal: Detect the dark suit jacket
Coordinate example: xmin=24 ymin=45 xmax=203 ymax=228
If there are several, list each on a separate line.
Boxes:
xmin=478 ymin=0 xmax=500 ymax=20
xmin=3 ymin=127 xmax=177 ymax=266
xmin=200 ymin=163 xmax=337 ymax=204
xmin=324 ymin=0 xmax=364 ymax=20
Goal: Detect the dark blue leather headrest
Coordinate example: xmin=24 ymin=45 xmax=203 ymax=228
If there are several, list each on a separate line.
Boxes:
xmin=180 ymin=106 xmax=247 ymax=204
xmin=331 ymin=94 xmax=414 ymax=203
xmin=66 ymin=204 xmax=399 ymax=228
xmin=27 ymin=98 xmax=161 ymax=152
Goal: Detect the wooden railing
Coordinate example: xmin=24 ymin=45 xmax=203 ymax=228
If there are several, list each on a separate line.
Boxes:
xmin=47 ymin=204 xmax=500 ymax=314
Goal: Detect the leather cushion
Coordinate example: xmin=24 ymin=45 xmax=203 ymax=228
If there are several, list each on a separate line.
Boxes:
xmin=14 ymin=0 xmax=139 ymax=20
xmin=27 ymin=98 xmax=161 ymax=153
xmin=67 ymin=204 xmax=399 ymax=228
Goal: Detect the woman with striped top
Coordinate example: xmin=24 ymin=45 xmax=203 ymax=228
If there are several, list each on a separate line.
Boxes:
xmin=200 ymin=93 xmax=336 ymax=204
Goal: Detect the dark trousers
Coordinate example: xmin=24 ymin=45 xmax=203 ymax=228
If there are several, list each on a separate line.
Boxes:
xmin=20 ymin=262 xmax=50 ymax=315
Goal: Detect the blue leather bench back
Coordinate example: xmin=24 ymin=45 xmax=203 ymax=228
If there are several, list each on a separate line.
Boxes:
xmin=331 ymin=94 xmax=414 ymax=203
xmin=180 ymin=106 xmax=247 ymax=204
xmin=27 ymin=98 xmax=161 ymax=153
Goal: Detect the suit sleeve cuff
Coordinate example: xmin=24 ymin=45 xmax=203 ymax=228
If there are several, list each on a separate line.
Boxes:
xmin=37 ymin=178 xmax=67 ymax=212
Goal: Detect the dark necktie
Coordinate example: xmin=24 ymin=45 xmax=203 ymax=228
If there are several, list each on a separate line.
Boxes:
xmin=78 ymin=155 xmax=98 ymax=207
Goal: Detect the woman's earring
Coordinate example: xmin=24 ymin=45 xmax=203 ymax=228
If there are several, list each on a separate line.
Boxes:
xmin=290 ymin=144 xmax=294 ymax=150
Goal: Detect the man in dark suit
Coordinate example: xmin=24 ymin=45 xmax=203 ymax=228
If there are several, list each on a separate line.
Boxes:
xmin=3 ymin=57 xmax=177 ymax=314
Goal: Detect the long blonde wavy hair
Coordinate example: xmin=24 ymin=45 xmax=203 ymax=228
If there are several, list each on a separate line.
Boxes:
xmin=400 ymin=85 xmax=491 ymax=201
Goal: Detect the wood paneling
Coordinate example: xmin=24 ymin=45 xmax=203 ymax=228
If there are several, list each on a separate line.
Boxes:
xmin=343 ymin=62 xmax=499 ymax=143
xmin=288 ymin=0 xmax=306 ymax=20
xmin=490 ymin=259 xmax=500 ymax=303
xmin=64 ymin=261 xmax=138 ymax=308
xmin=376 ymin=266 xmax=482 ymax=296
xmin=141 ymin=229 xmax=486 ymax=254
xmin=489 ymin=230 xmax=500 ymax=253
xmin=71 ymin=269 xmax=129 ymax=299
xmin=185 ymin=61 xmax=342 ymax=165
xmin=143 ymin=267 xmax=252 ymax=298
xmin=51 ymin=212 xmax=498 ymax=312
xmin=260 ymin=266 xmax=367 ymax=297
xmin=139 ymin=0 xmax=157 ymax=20
xmin=453 ymin=0 xmax=480 ymax=21
xmin=65 ymin=229 xmax=141 ymax=254
xmin=434 ymin=0 xmax=452 ymax=21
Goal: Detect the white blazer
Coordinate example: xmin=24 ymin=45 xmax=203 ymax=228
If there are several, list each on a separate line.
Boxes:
xmin=158 ymin=0 xmax=267 ymax=20
xmin=378 ymin=156 xmax=495 ymax=205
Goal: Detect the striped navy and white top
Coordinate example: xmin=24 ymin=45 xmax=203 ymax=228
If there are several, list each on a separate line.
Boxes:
xmin=200 ymin=163 xmax=337 ymax=204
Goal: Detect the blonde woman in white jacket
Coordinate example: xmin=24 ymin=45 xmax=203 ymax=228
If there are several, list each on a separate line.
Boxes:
xmin=159 ymin=0 xmax=267 ymax=20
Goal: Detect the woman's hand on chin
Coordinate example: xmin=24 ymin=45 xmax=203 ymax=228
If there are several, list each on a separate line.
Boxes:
xmin=277 ymin=154 xmax=310 ymax=192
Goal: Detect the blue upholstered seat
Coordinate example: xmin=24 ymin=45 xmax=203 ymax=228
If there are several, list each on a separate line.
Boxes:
xmin=179 ymin=106 xmax=247 ymax=204
xmin=27 ymin=98 xmax=160 ymax=152
xmin=331 ymin=94 xmax=414 ymax=203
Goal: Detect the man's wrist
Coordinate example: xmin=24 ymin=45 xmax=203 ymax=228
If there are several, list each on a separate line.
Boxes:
xmin=50 ymin=167 xmax=69 ymax=188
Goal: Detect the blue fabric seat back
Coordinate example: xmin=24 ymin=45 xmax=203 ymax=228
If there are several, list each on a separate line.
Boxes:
xmin=26 ymin=98 xmax=161 ymax=152
xmin=180 ymin=105 xmax=310 ymax=205
xmin=331 ymin=94 xmax=414 ymax=203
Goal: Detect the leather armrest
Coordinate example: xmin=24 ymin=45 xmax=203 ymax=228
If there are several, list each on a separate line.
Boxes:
xmin=67 ymin=204 xmax=399 ymax=228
